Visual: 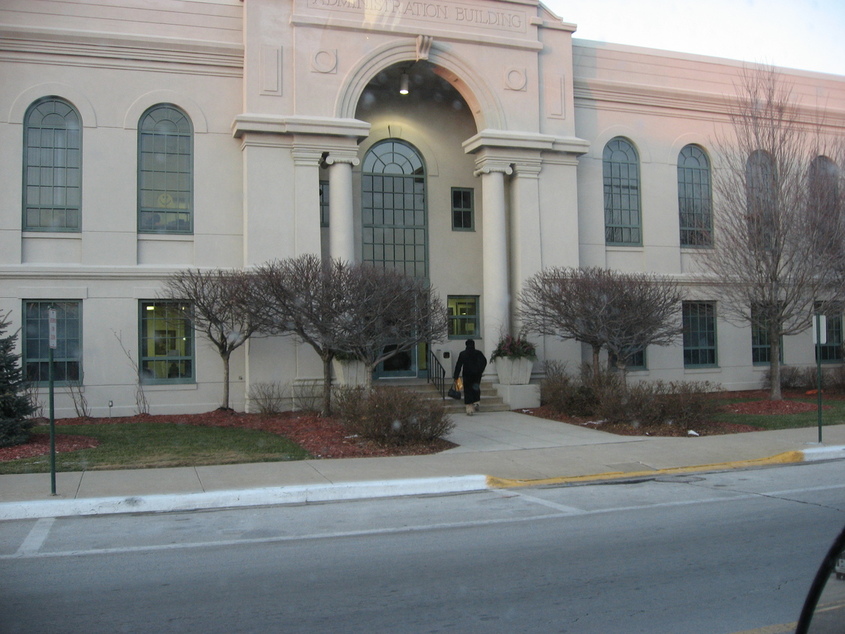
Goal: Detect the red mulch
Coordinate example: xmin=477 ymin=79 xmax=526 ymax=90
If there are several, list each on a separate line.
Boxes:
xmin=0 ymin=410 xmax=455 ymax=463
xmin=1 ymin=393 xmax=828 ymax=462
xmin=521 ymin=406 xmax=763 ymax=437
xmin=522 ymin=391 xmax=831 ymax=437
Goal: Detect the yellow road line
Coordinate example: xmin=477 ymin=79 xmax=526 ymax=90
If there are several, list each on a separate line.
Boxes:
xmin=487 ymin=450 xmax=805 ymax=488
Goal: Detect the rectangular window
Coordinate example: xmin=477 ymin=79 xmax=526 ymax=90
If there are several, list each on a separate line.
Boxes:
xmin=319 ymin=180 xmax=329 ymax=227
xmin=609 ymin=348 xmax=646 ymax=370
xmin=24 ymin=300 xmax=82 ymax=384
xmin=139 ymin=301 xmax=194 ymax=382
xmin=751 ymin=308 xmax=783 ymax=365
xmin=448 ymin=296 xmax=479 ymax=338
xmin=683 ymin=302 xmax=717 ymax=367
xmin=815 ymin=312 xmax=843 ymax=362
xmin=451 ymin=188 xmax=474 ymax=231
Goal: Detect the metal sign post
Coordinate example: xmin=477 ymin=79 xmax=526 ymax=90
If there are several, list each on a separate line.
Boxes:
xmin=814 ymin=312 xmax=826 ymax=444
xmin=48 ymin=308 xmax=57 ymax=495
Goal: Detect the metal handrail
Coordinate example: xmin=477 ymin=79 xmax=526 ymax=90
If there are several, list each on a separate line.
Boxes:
xmin=427 ymin=347 xmax=448 ymax=400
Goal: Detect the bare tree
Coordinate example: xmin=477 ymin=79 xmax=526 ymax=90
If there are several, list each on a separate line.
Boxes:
xmin=519 ymin=267 xmax=682 ymax=379
xmin=341 ymin=263 xmax=448 ymax=387
xmin=252 ymin=255 xmax=448 ymax=414
xmin=702 ymin=65 xmax=845 ymax=399
xmin=161 ymin=268 xmax=261 ymax=410
xmin=251 ymin=255 xmax=357 ymax=416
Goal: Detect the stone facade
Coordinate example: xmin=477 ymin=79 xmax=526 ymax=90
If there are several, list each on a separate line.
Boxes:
xmin=1 ymin=0 xmax=843 ymax=416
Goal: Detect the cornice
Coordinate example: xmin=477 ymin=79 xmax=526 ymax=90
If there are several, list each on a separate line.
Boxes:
xmin=2 ymin=265 xmax=199 ymax=282
xmin=0 ymin=25 xmax=243 ymax=75
xmin=574 ymin=77 xmax=845 ymax=128
xmin=463 ymin=129 xmax=589 ymax=156
xmin=232 ymin=114 xmax=371 ymax=140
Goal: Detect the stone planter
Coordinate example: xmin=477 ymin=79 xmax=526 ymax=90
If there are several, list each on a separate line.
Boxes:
xmin=332 ymin=359 xmax=370 ymax=387
xmin=494 ymin=356 xmax=534 ymax=385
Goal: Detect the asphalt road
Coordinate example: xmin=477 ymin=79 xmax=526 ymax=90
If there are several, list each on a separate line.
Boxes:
xmin=2 ymin=461 xmax=844 ymax=633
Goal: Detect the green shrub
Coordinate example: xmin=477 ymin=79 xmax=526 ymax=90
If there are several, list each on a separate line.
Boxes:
xmin=0 ymin=311 xmax=36 ymax=448
xmin=335 ymin=386 xmax=454 ymax=445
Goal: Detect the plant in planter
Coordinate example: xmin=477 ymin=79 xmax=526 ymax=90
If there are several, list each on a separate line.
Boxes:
xmin=332 ymin=350 xmax=370 ymax=387
xmin=490 ymin=333 xmax=537 ymax=385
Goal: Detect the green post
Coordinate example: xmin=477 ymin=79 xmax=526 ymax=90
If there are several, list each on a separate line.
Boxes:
xmin=48 ymin=306 xmax=57 ymax=496
xmin=816 ymin=312 xmax=823 ymax=444
xmin=49 ymin=344 xmax=56 ymax=495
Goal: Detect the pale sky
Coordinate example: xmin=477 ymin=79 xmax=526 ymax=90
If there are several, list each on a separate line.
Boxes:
xmin=542 ymin=0 xmax=845 ymax=77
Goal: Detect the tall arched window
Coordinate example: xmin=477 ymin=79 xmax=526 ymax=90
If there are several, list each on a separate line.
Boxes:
xmin=361 ymin=140 xmax=427 ymax=277
xmin=677 ymin=144 xmax=712 ymax=246
xmin=138 ymin=105 xmax=193 ymax=234
xmin=746 ymin=150 xmax=777 ymax=249
xmin=23 ymin=97 xmax=82 ymax=231
xmin=808 ymin=155 xmax=840 ymax=222
xmin=602 ymin=137 xmax=641 ymax=245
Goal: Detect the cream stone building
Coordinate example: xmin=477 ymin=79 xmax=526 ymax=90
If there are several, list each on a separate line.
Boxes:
xmin=1 ymin=0 xmax=844 ymax=417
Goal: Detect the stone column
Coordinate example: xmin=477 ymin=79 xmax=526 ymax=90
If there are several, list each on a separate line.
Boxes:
xmin=510 ymin=159 xmax=543 ymax=333
xmin=291 ymin=147 xmax=323 ymax=256
xmin=325 ymin=151 xmax=359 ymax=263
xmin=476 ymin=158 xmax=513 ymax=355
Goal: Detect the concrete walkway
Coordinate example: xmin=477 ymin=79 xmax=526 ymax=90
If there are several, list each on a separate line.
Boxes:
xmin=2 ymin=411 xmax=844 ymax=520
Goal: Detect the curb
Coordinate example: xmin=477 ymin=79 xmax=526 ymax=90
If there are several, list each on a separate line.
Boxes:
xmin=0 ymin=475 xmax=489 ymax=521
xmin=486 ymin=447 xmax=845 ymax=489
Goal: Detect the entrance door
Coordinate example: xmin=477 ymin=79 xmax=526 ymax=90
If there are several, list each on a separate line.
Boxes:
xmin=362 ymin=140 xmax=428 ymax=378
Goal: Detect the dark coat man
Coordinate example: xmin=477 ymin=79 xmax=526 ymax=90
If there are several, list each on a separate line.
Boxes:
xmin=453 ymin=339 xmax=487 ymax=415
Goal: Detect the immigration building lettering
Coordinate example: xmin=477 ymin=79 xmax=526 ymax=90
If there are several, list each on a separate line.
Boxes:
xmin=306 ymin=0 xmax=526 ymax=33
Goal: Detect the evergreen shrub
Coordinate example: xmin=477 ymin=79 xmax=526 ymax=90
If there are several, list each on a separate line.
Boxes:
xmin=0 ymin=312 xmax=36 ymax=447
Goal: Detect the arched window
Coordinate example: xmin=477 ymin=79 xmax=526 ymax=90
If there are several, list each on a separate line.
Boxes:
xmin=361 ymin=139 xmax=427 ymax=277
xmin=808 ymin=155 xmax=840 ymax=222
xmin=677 ymin=144 xmax=712 ymax=246
xmin=23 ymin=97 xmax=82 ymax=231
xmin=138 ymin=105 xmax=193 ymax=234
xmin=746 ymin=150 xmax=777 ymax=249
xmin=602 ymin=137 xmax=641 ymax=245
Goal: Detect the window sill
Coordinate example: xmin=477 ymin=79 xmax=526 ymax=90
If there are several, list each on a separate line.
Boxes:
xmin=22 ymin=231 xmax=81 ymax=238
xmin=137 ymin=233 xmax=194 ymax=242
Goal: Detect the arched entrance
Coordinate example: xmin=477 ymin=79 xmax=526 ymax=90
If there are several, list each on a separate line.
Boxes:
xmin=362 ymin=139 xmax=427 ymax=377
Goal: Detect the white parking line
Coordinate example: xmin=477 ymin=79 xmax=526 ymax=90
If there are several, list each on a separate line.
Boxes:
xmin=16 ymin=517 xmax=56 ymax=555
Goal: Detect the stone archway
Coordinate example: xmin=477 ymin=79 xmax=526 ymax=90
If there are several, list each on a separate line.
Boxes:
xmin=335 ymin=38 xmax=504 ymax=132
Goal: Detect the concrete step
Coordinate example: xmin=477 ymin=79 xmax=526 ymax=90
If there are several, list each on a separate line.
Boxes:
xmin=374 ymin=379 xmax=511 ymax=413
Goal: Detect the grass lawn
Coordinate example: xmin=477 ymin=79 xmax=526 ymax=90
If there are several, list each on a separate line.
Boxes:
xmin=0 ymin=422 xmax=312 ymax=475
xmin=712 ymin=394 xmax=845 ymax=430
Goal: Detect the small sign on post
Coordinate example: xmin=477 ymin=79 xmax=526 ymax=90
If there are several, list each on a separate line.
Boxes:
xmin=48 ymin=308 xmax=57 ymax=496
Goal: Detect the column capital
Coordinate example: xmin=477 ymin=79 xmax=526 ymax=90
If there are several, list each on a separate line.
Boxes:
xmin=324 ymin=152 xmax=360 ymax=167
xmin=291 ymin=147 xmax=324 ymax=166
xmin=512 ymin=160 xmax=542 ymax=178
xmin=473 ymin=157 xmax=513 ymax=178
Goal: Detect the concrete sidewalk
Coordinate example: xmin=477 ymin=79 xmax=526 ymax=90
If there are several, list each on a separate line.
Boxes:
xmin=2 ymin=411 xmax=844 ymax=520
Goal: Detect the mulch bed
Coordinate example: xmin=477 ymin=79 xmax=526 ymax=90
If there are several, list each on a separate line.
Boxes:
xmin=520 ymin=390 xmax=830 ymax=437
xmin=521 ymin=406 xmax=763 ymax=437
xmin=1 ymin=393 xmax=830 ymax=462
xmin=0 ymin=410 xmax=454 ymax=463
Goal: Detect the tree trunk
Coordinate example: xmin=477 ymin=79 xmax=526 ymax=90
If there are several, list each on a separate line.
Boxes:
xmin=769 ymin=334 xmax=783 ymax=400
xmin=591 ymin=345 xmax=601 ymax=382
xmin=221 ymin=350 xmax=231 ymax=410
xmin=322 ymin=354 xmax=333 ymax=417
